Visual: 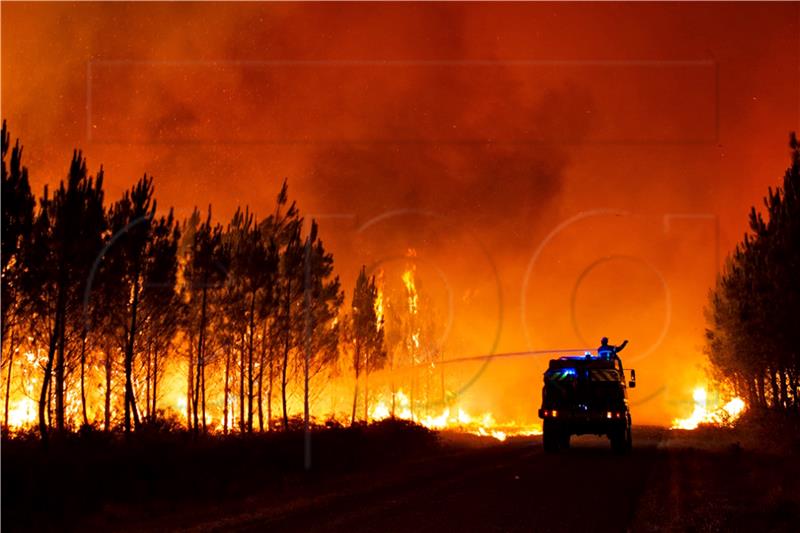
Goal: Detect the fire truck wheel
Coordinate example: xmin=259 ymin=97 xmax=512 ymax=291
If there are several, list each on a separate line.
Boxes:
xmin=543 ymin=420 xmax=560 ymax=453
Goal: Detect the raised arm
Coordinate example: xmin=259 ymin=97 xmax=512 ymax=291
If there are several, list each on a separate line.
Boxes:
xmin=617 ymin=339 xmax=629 ymax=352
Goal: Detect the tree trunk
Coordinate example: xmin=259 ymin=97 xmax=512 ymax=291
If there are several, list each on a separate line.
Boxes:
xmin=268 ymin=341 xmax=274 ymax=431
xmin=47 ymin=375 xmax=52 ymax=429
xmin=364 ymin=353 xmax=369 ymax=423
xmin=187 ymin=335 xmax=194 ymax=431
xmin=145 ymin=342 xmax=151 ymax=421
xmin=193 ymin=336 xmax=200 ymax=431
xmin=281 ymin=330 xmax=290 ymax=429
xmin=769 ymin=368 xmax=780 ymax=409
xmin=223 ymin=341 xmax=230 ymax=433
xmin=257 ymin=319 xmax=267 ymax=432
xmin=195 ymin=284 xmax=208 ymax=433
xmin=239 ymin=332 xmax=245 ymax=432
xmin=201 ymin=351 xmax=207 ymax=433
xmin=80 ymin=332 xmax=89 ymax=427
xmin=4 ymin=330 xmax=15 ymax=430
xmin=757 ymin=373 xmax=766 ymax=407
xmin=281 ymin=277 xmax=292 ymax=430
xmin=247 ymin=291 xmax=256 ymax=432
xmin=152 ymin=346 xmax=159 ymax=417
xmin=779 ymin=368 xmax=788 ymax=410
xmin=39 ymin=308 xmax=61 ymax=441
xmin=54 ymin=302 xmax=66 ymax=432
xmin=103 ymin=344 xmax=112 ymax=431
xmin=351 ymin=344 xmax=360 ymax=426
xmin=125 ymin=274 xmax=142 ymax=433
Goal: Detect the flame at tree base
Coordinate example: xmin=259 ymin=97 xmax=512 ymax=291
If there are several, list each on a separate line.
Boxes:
xmin=369 ymin=390 xmax=541 ymax=441
xmin=671 ymin=387 xmax=747 ymax=430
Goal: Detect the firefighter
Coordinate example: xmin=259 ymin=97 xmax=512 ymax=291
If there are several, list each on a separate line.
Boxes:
xmin=598 ymin=337 xmax=628 ymax=360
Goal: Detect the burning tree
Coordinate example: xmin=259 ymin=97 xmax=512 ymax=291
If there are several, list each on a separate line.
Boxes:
xmin=1 ymin=121 xmax=34 ymax=432
xmin=368 ymin=257 xmax=447 ymax=422
xmin=0 ymin=124 xmax=356 ymax=436
xmin=105 ymin=175 xmax=184 ymax=433
xmin=223 ymin=206 xmax=279 ymax=433
xmin=136 ymin=210 xmax=182 ymax=422
xmin=19 ymin=149 xmax=106 ymax=438
xmin=349 ymin=266 xmax=386 ymax=425
xmin=298 ymin=221 xmax=343 ymax=428
xmin=181 ymin=208 xmax=230 ymax=433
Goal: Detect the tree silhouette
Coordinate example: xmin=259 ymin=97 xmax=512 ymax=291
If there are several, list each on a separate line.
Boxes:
xmin=106 ymin=175 xmax=158 ymax=433
xmin=299 ymin=220 xmax=342 ymax=429
xmin=1 ymin=121 xmax=354 ymax=436
xmin=183 ymin=208 xmax=229 ymax=433
xmin=350 ymin=266 xmax=386 ymax=424
xmin=24 ymin=150 xmax=105 ymax=438
xmin=278 ymin=222 xmax=304 ymax=429
xmin=138 ymin=210 xmax=182 ymax=421
xmin=224 ymin=206 xmax=279 ymax=432
xmin=707 ymin=133 xmax=800 ymax=412
xmin=261 ymin=181 xmax=298 ymax=430
xmin=1 ymin=121 xmax=34 ymax=431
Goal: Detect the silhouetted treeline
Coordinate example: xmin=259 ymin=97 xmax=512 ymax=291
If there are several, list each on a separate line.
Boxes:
xmin=0 ymin=120 xmax=380 ymax=438
xmin=706 ymin=133 xmax=800 ymax=413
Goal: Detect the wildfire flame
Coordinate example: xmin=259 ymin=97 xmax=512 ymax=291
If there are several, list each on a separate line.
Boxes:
xmin=6 ymin=397 xmax=37 ymax=429
xmin=671 ymin=386 xmax=746 ymax=430
xmin=369 ymin=390 xmax=540 ymax=441
xmin=374 ymin=270 xmax=384 ymax=330
xmin=402 ymin=268 xmax=418 ymax=317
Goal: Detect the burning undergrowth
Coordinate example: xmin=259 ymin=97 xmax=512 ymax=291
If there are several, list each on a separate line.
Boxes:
xmin=671 ymin=386 xmax=747 ymax=431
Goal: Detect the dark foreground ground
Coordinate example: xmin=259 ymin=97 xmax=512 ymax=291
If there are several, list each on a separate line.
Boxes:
xmin=4 ymin=419 xmax=800 ymax=532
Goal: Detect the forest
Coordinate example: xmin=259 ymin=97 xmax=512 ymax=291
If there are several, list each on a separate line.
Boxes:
xmin=0 ymin=120 xmax=411 ymax=440
xmin=705 ymin=133 xmax=800 ymax=414
xmin=4 ymin=117 xmax=800 ymax=446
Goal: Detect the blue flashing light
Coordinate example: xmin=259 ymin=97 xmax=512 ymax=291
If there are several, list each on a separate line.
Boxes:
xmin=562 ymin=368 xmax=577 ymax=377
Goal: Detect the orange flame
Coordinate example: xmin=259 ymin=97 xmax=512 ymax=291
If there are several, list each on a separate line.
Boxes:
xmin=671 ymin=386 xmax=746 ymax=430
xmin=369 ymin=390 xmax=540 ymax=441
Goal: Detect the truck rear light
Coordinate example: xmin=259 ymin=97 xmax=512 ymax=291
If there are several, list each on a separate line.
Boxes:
xmin=552 ymin=410 xmax=558 ymax=417
xmin=606 ymin=411 xmax=612 ymax=419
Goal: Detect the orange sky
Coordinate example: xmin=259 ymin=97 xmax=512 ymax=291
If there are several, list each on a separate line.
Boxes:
xmin=2 ymin=2 xmax=799 ymax=425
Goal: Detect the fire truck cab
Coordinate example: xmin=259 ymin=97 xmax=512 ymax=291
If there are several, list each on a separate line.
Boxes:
xmin=538 ymin=355 xmax=635 ymax=453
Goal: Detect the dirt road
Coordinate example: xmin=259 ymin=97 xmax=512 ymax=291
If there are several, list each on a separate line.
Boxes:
xmin=130 ymin=426 xmax=797 ymax=533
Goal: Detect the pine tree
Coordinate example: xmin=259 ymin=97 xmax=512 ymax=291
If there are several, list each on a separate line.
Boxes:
xmin=106 ymin=176 xmax=157 ymax=433
xmin=706 ymin=133 xmax=800 ymax=411
xmin=138 ymin=210 xmax=182 ymax=421
xmin=1 ymin=121 xmax=34 ymax=431
xmin=350 ymin=266 xmax=386 ymax=425
xmin=24 ymin=150 xmax=105 ymax=437
xmin=183 ymin=208 xmax=229 ymax=433
xmin=299 ymin=220 xmax=342 ymax=430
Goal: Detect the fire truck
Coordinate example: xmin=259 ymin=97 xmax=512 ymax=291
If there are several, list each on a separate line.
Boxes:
xmin=538 ymin=354 xmax=636 ymax=453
